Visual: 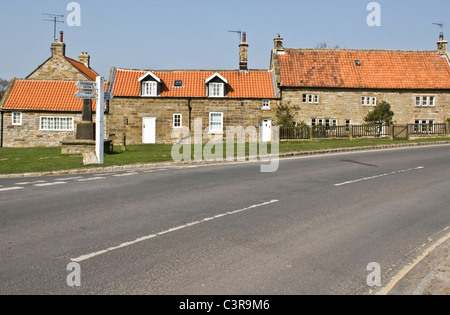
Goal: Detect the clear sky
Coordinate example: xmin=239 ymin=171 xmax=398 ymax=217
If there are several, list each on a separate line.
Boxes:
xmin=0 ymin=0 xmax=449 ymax=81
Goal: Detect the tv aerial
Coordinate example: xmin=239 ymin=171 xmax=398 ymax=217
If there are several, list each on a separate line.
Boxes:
xmin=228 ymin=30 xmax=243 ymax=42
xmin=42 ymin=13 xmax=65 ymax=41
xmin=433 ymin=22 xmax=445 ymax=36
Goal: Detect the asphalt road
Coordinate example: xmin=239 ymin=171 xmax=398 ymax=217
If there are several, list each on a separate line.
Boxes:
xmin=1 ymin=145 xmax=450 ymax=295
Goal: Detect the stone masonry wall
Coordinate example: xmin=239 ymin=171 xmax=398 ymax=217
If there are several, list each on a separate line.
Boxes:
xmin=27 ymin=56 xmax=89 ymax=81
xmin=2 ymin=112 xmax=87 ymax=148
xmin=282 ymin=88 xmax=450 ymax=125
xmin=107 ymin=97 xmax=278 ymax=145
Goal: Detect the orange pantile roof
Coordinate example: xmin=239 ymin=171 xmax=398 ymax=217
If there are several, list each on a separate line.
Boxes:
xmin=2 ymin=80 xmax=100 ymax=112
xmin=112 ymin=69 xmax=277 ymax=99
xmin=66 ymin=57 xmax=99 ymax=81
xmin=278 ymin=49 xmax=450 ymax=90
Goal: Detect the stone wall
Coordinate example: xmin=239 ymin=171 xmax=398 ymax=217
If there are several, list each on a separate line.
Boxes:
xmin=1 ymin=111 xmax=89 ymax=148
xmin=281 ymin=88 xmax=450 ymax=125
xmin=27 ymin=56 xmax=89 ymax=81
xmin=107 ymin=97 xmax=278 ymax=145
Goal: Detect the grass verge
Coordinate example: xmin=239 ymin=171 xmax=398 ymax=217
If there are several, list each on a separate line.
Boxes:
xmin=0 ymin=138 xmax=449 ymax=175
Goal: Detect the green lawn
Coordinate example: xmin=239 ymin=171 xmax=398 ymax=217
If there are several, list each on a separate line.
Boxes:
xmin=0 ymin=138 xmax=449 ymax=175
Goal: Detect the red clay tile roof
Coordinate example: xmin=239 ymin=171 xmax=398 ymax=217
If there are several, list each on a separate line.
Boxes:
xmin=2 ymin=80 xmax=101 ymax=112
xmin=66 ymin=57 xmax=99 ymax=81
xmin=278 ymin=49 xmax=450 ymax=90
xmin=112 ymin=69 xmax=277 ymax=98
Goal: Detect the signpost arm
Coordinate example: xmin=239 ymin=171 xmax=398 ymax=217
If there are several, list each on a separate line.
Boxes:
xmin=96 ymin=76 xmax=105 ymax=164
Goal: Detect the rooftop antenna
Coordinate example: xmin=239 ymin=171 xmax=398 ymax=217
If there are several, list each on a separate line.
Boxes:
xmin=433 ymin=22 xmax=445 ymax=37
xmin=42 ymin=13 xmax=64 ymax=41
xmin=228 ymin=30 xmax=243 ymax=42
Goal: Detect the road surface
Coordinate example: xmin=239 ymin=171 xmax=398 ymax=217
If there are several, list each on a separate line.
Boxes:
xmin=1 ymin=145 xmax=449 ymax=295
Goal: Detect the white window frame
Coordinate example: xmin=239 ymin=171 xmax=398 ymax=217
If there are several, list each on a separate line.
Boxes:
xmin=362 ymin=96 xmax=376 ymax=106
xmin=303 ymin=94 xmax=319 ymax=104
xmin=209 ymin=112 xmax=224 ymax=133
xmin=314 ymin=94 xmax=319 ymax=104
xmin=209 ymin=83 xmax=225 ymax=98
xmin=40 ymin=116 xmax=74 ymax=131
xmin=173 ymin=114 xmax=182 ymax=129
xmin=415 ymin=95 xmax=436 ymax=107
xmin=141 ymin=81 xmax=158 ymax=97
xmin=262 ymin=99 xmax=271 ymax=110
xmin=12 ymin=112 xmax=22 ymax=126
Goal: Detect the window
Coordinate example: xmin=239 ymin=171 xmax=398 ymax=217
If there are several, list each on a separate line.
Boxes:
xmin=142 ymin=81 xmax=158 ymax=97
xmin=311 ymin=118 xmax=316 ymax=127
xmin=209 ymin=112 xmax=223 ymax=133
xmin=362 ymin=96 xmax=377 ymax=106
xmin=262 ymin=100 xmax=270 ymax=110
xmin=209 ymin=83 xmax=225 ymax=97
xmin=12 ymin=112 xmax=22 ymax=126
xmin=303 ymin=94 xmax=319 ymax=104
xmin=345 ymin=119 xmax=352 ymax=132
xmin=314 ymin=95 xmax=319 ymax=104
xmin=173 ymin=114 xmax=182 ymax=128
xmin=415 ymin=96 xmax=436 ymax=107
xmin=40 ymin=116 xmax=74 ymax=131
xmin=414 ymin=119 xmax=435 ymax=133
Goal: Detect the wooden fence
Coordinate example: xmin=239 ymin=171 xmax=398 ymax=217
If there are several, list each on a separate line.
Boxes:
xmin=279 ymin=123 xmax=449 ymax=140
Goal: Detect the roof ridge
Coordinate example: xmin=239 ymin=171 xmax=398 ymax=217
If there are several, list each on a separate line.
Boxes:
xmin=116 ymin=68 xmax=272 ymax=73
xmin=285 ymin=48 xmax=438 ymax=53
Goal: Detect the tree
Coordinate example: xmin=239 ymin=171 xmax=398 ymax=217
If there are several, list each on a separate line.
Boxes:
xmin=315 ymin=42 xmax=341 ymax=49
xmin=364 ymin=101 xmax=395 ymax=125
xmin=275 ymin=102 xmax=295 ymax=128
xmin=0 ymin=78 xmax=9 ymax=100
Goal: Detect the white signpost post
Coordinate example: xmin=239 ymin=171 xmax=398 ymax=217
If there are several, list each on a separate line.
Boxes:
xmin=75 ymin=77 xmax=112 ymax=165
xmin=96 ymin=76 xmax=105 ymax=164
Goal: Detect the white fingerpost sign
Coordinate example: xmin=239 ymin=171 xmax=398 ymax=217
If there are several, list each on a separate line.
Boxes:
xmin=96 ymin=76 xmax=105 ymax=164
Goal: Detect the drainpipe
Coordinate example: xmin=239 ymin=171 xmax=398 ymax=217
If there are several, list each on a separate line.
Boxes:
xmin=0 ymin=110 xmax=3 ymax=148
xmin=188 ymin=98 xmax=192 ymax=135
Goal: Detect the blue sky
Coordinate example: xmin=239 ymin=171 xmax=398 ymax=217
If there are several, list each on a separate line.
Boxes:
xmin=0 ymin=0 xmax=449 ymax=80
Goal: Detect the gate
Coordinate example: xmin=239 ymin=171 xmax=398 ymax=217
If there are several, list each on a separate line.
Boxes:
xmin=393 ymin=124 xmax=409 ymax=140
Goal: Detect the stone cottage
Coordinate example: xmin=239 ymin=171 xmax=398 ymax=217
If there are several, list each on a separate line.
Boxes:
xmin=107 ymin=34 xmax=279 ymax=145
xmin=270 ymin=33 xmax=450 ymax=129
xmin=0 ymin=32 xmax=100 ymax=147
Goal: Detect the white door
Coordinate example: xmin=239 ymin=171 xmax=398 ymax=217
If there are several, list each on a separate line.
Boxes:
xmin=262 ymin=119 xmax=272 ymax=142
xmin=143 ymin=117 xmax=156 ymax=144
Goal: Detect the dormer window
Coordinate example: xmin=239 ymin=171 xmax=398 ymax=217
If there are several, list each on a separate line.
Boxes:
xmin=209 ymin=82 xmax=224 ymax=97
xmin=205 ymin=73 xmax=228 ymax=98
xmin=142 ymin=81 xmax=158 ymax=97
xmin=139 ymin=71 xmax=161 ymax=97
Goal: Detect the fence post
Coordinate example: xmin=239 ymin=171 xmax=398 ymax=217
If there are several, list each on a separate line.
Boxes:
xmin=310 ymin=126 xmax=314 ymax=141
xmin=390 ymin=125 xmax=394 ymax=140
xmin=349 ymin=125 xmax=353 ymax=141
xmin=446 ymin=122 xmax=450 ymax=136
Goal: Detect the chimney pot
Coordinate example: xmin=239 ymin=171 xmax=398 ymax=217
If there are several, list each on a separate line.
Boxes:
xmin=60 ymin=31 xmax=64 ymax=43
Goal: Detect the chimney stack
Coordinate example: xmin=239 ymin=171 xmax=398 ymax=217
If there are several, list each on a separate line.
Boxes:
xmin=78 ymin=52 xmax=91 ymax=68
xmin=437 ymin=32 xmax=448 ymax=56
xmin=274 ymin=34 xmax=285 ymax=53
xmin=51 ymin=31 xmax=66 ymax=57
xmin=239 ymin=32 xmax=249 ymax=73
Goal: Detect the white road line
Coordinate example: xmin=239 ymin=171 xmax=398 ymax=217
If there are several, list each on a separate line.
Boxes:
xmin=34 ymin=182 xmax=67 ymax=187
xmin=0 ymin=187 xmax=24 ymax=192
xmin=15 ymin=180 xmax=47 ymax=185
xmin=77 ymin=177 xmax=106 ymax=182
xmin=376 ymin=227 xmax=450 ymax=295
xmin=71 ymin=199 xmax=279 ymax=263
xmin=113 ymin=173 xmax=138 ymax=177
xmin=56 ymin=177 xmax=83 ymax=181
xmin=144 ymin=169 xmax=169 ymax=173
xmin=334 ymin=166 xmax=424 ymax=187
